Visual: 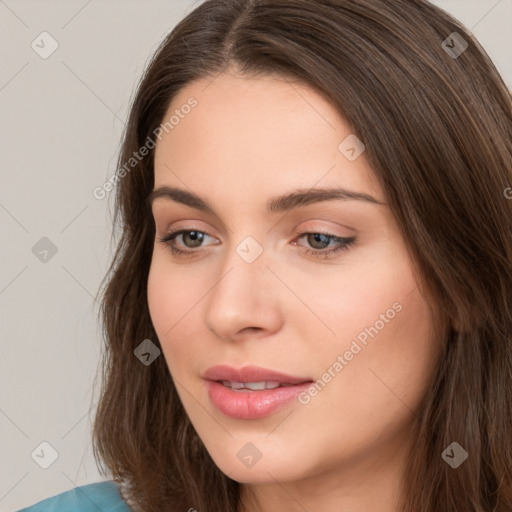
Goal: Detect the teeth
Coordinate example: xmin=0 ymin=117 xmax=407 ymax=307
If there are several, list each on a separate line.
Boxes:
xmin=221 ymin=381 xmax=282 ymax=390
xmin=245 ymin=381 xmax=279 ymax=390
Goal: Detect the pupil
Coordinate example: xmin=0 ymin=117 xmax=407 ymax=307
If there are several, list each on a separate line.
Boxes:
xmin=309 ymin=233 xmax=329 ymax=249
xmin=185 ymin=231 xmax=203 ymax=247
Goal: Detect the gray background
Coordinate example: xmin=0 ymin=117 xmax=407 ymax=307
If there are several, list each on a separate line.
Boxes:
xmin=1 ymin=1 xmax=510 ymax=510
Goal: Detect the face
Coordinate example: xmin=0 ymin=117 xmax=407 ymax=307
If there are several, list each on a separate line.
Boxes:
xmin=147 ymin=70 xmax=443 ymax=490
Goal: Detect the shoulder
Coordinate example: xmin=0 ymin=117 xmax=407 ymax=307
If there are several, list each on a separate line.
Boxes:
xmin=16 ymin=480 xmax=134 ymax=512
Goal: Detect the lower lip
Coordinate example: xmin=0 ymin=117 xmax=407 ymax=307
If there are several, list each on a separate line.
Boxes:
xmin=206 ymin=380 xmax=312 ymax=420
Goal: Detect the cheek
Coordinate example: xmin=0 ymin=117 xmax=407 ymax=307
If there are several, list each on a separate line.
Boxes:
xmin=147 ymin=259 xmax=174 ymax=334
xmin=147 ymin=254 xmax=209 ymax=376
xmin=321 ymin=274 xmax=440 ymax=422
xmin=291 ymin=242 xmax=415 ymax=357
xmin=306 ymin=241 xmax=441 ymax=410
xmin=147 ymin=258 xmax=185 ymax=353
xmin=147 ymin=251 xmax=199 ymax=328
xmin=371 ymin=285 xmax=441 ymax=404
xmin=291 ymin=270 xmax=440 ymax=470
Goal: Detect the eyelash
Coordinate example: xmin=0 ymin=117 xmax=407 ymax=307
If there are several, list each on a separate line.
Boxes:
xmin=157 ymin=228 xmax=356 ymax=260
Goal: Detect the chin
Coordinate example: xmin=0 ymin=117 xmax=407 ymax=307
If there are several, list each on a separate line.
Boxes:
xmin=203 ymin=440 xmax=312 ymax=484
xmin=215 ymin=459 xmax=303 ymax=484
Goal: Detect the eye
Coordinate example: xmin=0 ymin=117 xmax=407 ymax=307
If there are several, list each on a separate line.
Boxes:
xmin=157 ymin=228 xmax=217 ymax=258
xmin=294 ymin=230 xmax=356 ymax=259
xmin=157 ymin=228 xmax=356 ymax=259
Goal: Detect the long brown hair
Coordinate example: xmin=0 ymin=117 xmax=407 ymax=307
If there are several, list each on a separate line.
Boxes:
xmin=91 ymin=1 xmax=512 ymax=510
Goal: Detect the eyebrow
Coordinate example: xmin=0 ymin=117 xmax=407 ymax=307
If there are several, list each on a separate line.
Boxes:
xmin=147 ymin=185 xmax=385 ymax=214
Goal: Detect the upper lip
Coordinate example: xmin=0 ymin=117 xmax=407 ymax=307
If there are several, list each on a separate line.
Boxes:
xmin=203 ymin=365 xmax=313 ymax=385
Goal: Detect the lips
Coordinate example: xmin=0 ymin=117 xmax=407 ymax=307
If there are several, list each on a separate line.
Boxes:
xmin=203 ymin=365 xmax=312 ymax=385
xmin=203 ymin=365 xmax=314 ymax=420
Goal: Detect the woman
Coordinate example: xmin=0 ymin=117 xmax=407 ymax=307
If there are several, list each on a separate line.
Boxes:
xmin=18 ymin=0 xmax=512 ymax=511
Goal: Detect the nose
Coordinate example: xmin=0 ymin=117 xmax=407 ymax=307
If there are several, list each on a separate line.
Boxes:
xmin=203 ymin=238 xmax=283 ymax=342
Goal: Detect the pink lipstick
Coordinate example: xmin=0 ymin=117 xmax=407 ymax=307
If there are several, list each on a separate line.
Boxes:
xmin=203 ymin=365 xmax=313 ymax=420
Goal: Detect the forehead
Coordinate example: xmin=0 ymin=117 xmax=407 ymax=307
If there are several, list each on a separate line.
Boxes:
xmin=153 ymin=72 xmax=382 ymax=203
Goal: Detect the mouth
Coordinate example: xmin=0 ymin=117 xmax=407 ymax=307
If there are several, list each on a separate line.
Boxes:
xmin=218 ymin=380 xmax=296 ymax=391
xmin=203 ymin=365 xmax=314 ymax=419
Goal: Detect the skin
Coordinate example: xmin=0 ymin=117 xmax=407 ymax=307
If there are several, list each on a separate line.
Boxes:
xmin=147 ymin=68 xmax=444 ymax=512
